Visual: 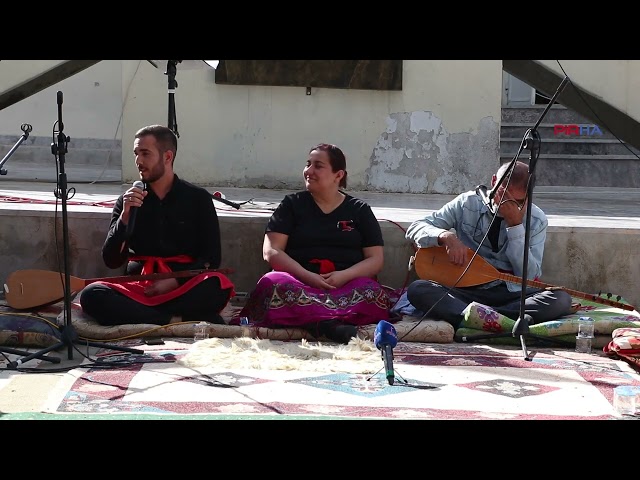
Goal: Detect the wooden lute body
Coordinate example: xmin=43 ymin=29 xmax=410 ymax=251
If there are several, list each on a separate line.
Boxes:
xmin=412 ymin=246 xmax=635 ymax=311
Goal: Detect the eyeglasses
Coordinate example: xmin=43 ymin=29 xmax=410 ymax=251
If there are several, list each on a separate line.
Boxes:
xmin=495 ymin=186 xmax=527 ymax=210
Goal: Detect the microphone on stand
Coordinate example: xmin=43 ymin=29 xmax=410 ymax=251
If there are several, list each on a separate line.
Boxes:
xmin=211 ymin=190 xmax=241 ymax=209
xmin=374 ymin=320 xmax=398 ymax=385
xmin=475 ymin=185 xmax=496 ymax=216
xmin=126 ymin=180 xmax=145 ymax=238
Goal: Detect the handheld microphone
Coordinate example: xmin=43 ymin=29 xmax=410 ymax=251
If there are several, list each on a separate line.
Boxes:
xmin=475 ymin=185 xmax=496 ymax=216
xmin=126 ymin=180 xmax=145 ymax=238
xmin=374 ymin=320 xmax=398 ymax=385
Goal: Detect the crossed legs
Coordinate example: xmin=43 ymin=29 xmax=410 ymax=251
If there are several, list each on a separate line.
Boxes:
xmin=406 ymin=279 xmax=574 ymax=329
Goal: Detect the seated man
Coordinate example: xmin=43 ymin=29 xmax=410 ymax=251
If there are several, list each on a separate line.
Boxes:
xmin=80 ymin=125 xmax=234 ymax=326
xmin=404 ymin=160 xmax=573 ymax=329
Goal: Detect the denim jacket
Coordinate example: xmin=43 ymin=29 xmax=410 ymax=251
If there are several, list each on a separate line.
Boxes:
xmin=405 ymin=190 xmax=548 ymax=292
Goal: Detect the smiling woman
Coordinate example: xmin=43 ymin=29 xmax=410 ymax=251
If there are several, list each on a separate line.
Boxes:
xmin=232 ymin=143 xmax=392 ymax=344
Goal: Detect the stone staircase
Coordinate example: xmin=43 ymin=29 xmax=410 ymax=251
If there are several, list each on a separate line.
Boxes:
xmin=0 ymin=134 xmax=121 ymax=184
xmin=500 ymin=105 xmax=640 ymax=187
xmin=5 ymin=105 xmax=638 ymax=189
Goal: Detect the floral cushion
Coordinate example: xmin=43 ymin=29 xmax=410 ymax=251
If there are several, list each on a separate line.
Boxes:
xmin=455 ymin=296 xmax=640 ymax=348
xmin=604 ymin=328 xmax=640 ymax=372
xmin=0 ymin=308 xmax=62 ymax=348
xmin=605 ymin=328 xmax=640 ymax=355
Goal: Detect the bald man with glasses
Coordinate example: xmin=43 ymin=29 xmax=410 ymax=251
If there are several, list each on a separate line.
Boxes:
xmin=403 ymin=161 xmax=573 ymax=329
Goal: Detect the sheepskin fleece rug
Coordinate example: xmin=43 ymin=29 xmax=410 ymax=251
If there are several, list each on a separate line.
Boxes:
xmin=179 ymin=336 xmax=382 ymax=373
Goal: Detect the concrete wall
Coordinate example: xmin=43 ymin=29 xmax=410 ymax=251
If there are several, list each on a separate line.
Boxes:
xmin=4 ymin=60 xmax=640 ymax=194
xmin=2 ymin=208 xmax=638 ymax=309
xmin=0 ymin=207 xmax=412 ymax=299
xmin=121 ymin=59 xmax=502 ymax=194
xmin=1 ymin=60 xmax=502 ymax=195
xmin=0 ymin=61 xmax=124 ymax=183
xmin=542 ymin=227 xmax=640 ymax=308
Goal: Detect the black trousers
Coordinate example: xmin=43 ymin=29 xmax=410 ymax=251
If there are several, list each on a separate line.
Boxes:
xmin=79 ymin=276 xmax=233 ymax=326
xmin=406 ymin=280 xmax=574 ymax=329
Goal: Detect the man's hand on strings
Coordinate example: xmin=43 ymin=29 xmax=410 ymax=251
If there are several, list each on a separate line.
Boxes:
xmin=438 ymin=231 xmax=469 ymax=266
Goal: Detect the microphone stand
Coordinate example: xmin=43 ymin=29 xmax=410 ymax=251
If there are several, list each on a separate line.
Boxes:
xmin=164 ymin=60 xmax=241 ymax=210
xmin=166 ymin=60 xmax=180 ymax=139
xmin=460 ymin=76 xmax=572 ymax=360
xmin=0 ymin=123 xmax=62 ymax=364
xmin=367 ymin=356 xmax=408 ymax=386
xmin=0 ymin=123 xmax=33 ymax=175
xmin=6 ymin=91 xmax=144 ymax=369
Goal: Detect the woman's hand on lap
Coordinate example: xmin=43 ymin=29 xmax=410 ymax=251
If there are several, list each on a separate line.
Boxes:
xmin=320 ymin=270 xmax=350 ymax=289
xmin=305 ymin=272 xmax=336 ymax=290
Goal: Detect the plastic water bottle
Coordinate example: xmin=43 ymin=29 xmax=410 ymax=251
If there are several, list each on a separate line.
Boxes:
xmin=575 ymin=316 xmax=595 ymax=354
xmin=239 ymin=316 xmax=252 ymax=337
xmin=613 ymin=385 xmax=640 ymax=416
xmin=194 ymin=321 xmax=209 ymax=342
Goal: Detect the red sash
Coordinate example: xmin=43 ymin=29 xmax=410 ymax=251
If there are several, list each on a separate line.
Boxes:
xmin=95 ymin=255 xmax=235 ymax=306
xmin=309 ymin=259 xmax=336 ymax=274
xmin=309 ymin=259 xmax=378 ymax=281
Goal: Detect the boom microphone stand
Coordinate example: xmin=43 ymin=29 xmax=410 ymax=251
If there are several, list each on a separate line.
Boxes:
xmin=166 ymin=60 xmax=180 ymax=139
xmin=0 ymin=123 xmax=32 ymax=176
xmin=7 ymin=91 xmax=143 ymax=369
xmin=164 ymin=60 xmax=240 ymax=210
xmin=0 ymin=123 xmax=61 ymax=364
xmin=460 ymin=76 xmax=572 ymax=359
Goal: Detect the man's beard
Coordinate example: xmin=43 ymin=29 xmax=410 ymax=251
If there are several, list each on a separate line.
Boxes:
xmin=143 ymin=161 xmax=165 ymax=184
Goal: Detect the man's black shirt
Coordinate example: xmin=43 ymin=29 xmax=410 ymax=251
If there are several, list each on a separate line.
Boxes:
xmin=102 ymin=174 xmax=222 ymax=275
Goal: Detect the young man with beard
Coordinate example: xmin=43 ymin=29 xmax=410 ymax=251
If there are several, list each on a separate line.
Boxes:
xmin=80 ymin=125 xmax=235 ymax=326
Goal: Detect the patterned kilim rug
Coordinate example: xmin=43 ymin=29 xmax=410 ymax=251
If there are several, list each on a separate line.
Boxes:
xmin=30 ymin=338 xmax=640 ymax=420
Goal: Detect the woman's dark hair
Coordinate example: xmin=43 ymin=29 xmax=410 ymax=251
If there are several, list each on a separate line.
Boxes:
xmin=309 ymin=143 xmax=348 ymax=188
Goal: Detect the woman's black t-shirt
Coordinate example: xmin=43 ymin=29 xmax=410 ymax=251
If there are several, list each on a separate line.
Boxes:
xmin=266 ymin=191 xmax=384 ymax=273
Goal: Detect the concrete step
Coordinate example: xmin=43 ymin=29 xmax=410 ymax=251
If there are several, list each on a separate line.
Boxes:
xmin=500 ymin=106 xmax=640 ymax=187
xmin=0 ymin=164 xmax=121 ymax=183
xmin=500 ymin=156 xmax=640 ymax=187
xmin=501 ymin=105 xmax=596 ymax=124
xmin=500 ymin=138 xmax=640 ymax=156
xmin=501 ymin=123 xmax=620 ymax=141
xmin=0 ymin=135 xmax=121 ymax=182
xmin=500 ymin=153 xmax=640 ymax=161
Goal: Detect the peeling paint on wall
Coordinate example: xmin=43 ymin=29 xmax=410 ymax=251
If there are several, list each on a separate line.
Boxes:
xmin=364 ymin=112 xmax=500 ymax=195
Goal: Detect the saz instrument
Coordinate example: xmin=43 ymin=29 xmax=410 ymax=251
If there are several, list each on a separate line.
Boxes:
xmin=3 ymin=268 xmax=234 ymax=310
xmin=412 ymin=246 xmax=635 ymax=311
